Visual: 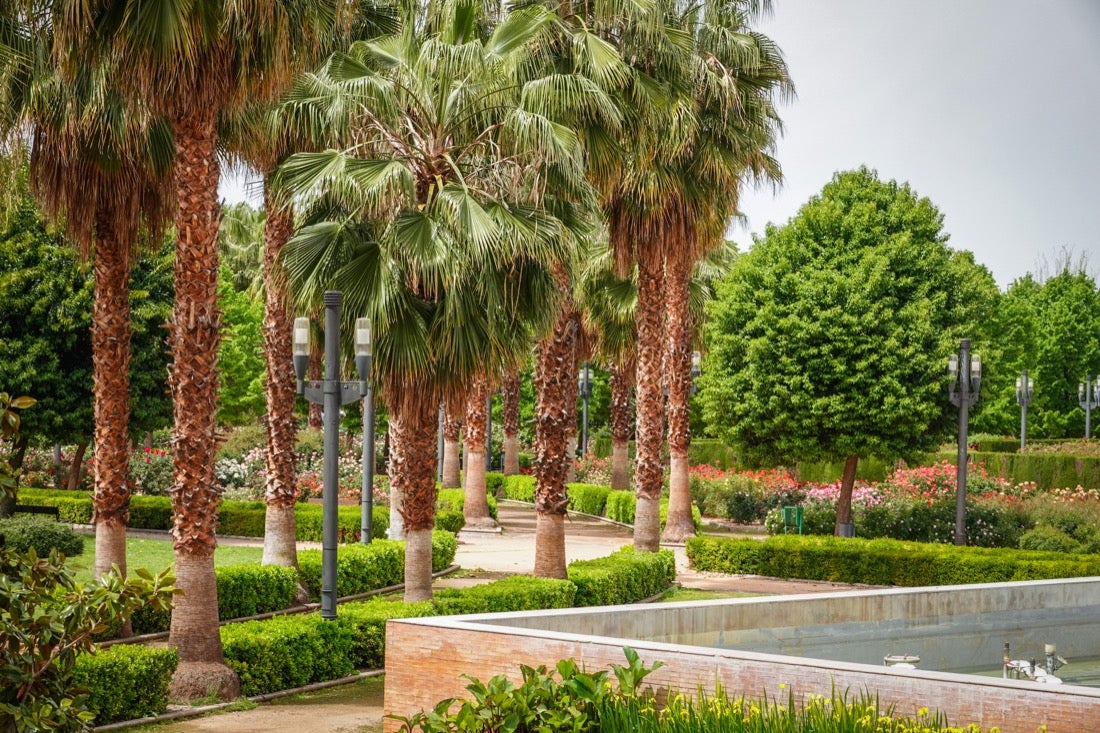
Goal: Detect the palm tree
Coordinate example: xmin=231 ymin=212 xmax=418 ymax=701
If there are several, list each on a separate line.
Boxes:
xmin=441 ymin=405 xmax=463 ymax=488
xmin=462 ymin=373 xmax=498 ymax=529
xmin=501 ymin=368 xmax=522 ymax=475
xmin=659 ymin=1 xmax=790 ymax=543
xmin=0 ymin=9 xmax=174 ymax=591
xmin=54 ymin=0 xmax=346 ymax=698
xmin=277 ymin=0 xmax=604 ymax=600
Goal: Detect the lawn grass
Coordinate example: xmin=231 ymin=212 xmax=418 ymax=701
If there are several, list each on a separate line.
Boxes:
xmin=655 ymin=586 xmax=757 ymax=603
xmin=65 ymin=537 xmax=263 ymax=584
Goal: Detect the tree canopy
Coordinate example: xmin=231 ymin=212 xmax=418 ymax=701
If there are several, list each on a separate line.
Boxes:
xmin=700 ymin=167 xmax=999 ymax=468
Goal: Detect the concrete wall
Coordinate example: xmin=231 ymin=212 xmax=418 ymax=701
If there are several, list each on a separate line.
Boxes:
xmin=383 ymin=578 xmax=1100 ymax=733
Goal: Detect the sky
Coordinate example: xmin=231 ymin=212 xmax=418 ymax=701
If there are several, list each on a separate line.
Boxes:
xmin=220 ymin=0 xmax=1100 ymax=290
xmin=731 ymin=0 xmax=1100 ymax=288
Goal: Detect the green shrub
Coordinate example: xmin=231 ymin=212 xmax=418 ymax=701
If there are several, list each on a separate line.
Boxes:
xmin=687 ymin=534 xmax=1100 ymax=586
xmin=73 ymin=645 xmax=178 ymax=724
xmin=337 ymin=598 xmax=436 ymax=669
xmin=294 ymin=504 xmax=388 ymax=543
xmin=1019 ymin=525 xmax=1081 ymax=553
xmin=436 ymin=488 xmax=498 ymax=520
xmin=434 ymin=509 xmax=465 ymax=534
xmin=221 ymin=613 xmax=356 ymax=696
xmin=434 ymin=576 xmax=576 ymax=615
xmin=0 ymin=515 xmax=84 ymax=557
xmin=500 ymin=475 xmax=536 ymax=502
xmin=567 ymin=547 xmax=676 ymax=606
xmin=939 ymin=450 xmax=1100 ymax=491
xmin=485 ymin=472 xmax=504 ymax=495
xmin=689 ymin=439 xmax=737 ymax=470
xmin=129 ymin=495 xmax=173 ymax=529
xmin=298 ymin=540 xmax=406 ymax=602
xmin=129 ymin=448 xmax=174 ymax=496
xmin=217 ymin=424 xmax=267 ymax=459
xmin=567 ymin=483 xmax=612 ymax=516
xmin=131 ymin=564 xmax=300 ymax=634
xmin=432 ymin=529 xmax=458 ymax=570
xmin=216 ymin=501 xmax=266 ymax=536
xmin=604 ymin=490 xmax=635 ymax=523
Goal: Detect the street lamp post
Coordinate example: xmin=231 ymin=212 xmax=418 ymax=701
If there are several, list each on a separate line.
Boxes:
xmin=1015 ymin=370 xmax=1033 ymax=451
xmin=1078 ymin=375 xmax=1100 ymax=439
xmin=690 ymin=351 xmax=701 ymax=396
xmin=578 ymin=363 xmax=592 ymax=457
xmin=292 ymin=292 xmax=370 ymax=620
xmin=356 ymin=318 xmax=373 ymax=545
xmin=947 ymin=338 xmax=981 ymax=547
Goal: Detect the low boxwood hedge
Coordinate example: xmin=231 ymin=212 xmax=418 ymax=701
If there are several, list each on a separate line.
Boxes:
xmin=433 ymin=575 xmax=576 ymax=615
xmin=221 ymin=613 xmax=357 ymax=696
xmin=567 ymin=484 xmax=612 ymax=516
xmin=500 ymin=475 xmax=536 ymax=502
xmin=604 ymin=491 xmax=701 ymax=531
xmin=131 ymin=564 xmax=300 ymax=634
xmin=567 ymin=547 xmax=676 ymax=606
xmin=0 ymin=515 xmax=84 ymax=557
xmin=685 ymin=534 xmax=1100 ymax=586
xmin=73 ymin=644 xmax=178 ymax=724
xmin=436 ymin=488 xmax=498 ymax=520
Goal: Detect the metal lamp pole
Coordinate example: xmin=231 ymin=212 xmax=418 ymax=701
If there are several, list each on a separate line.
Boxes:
xmin=1079 ymin=375 xmax=1099 ymax=439
xmin=1015 ymin=370 xmax=1033 ymax=451
xmin=356 ymin=318 xmax=373 ymax=545
xmin=292 ymin=292 xmax=369 ymax=620
xmin=578 ymin=363 xmax=592 ymax=456
xmin=947 ymin=338 xmax=981 ymax=546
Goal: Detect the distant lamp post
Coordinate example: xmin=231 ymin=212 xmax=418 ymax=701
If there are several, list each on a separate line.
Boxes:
xmin=578 ymin=362 xmax=592 ymax=457
xmin=1015 ymin=370 xmax=1034 ymax=450
xmin=355 ymin=318 xmax=374 ymax=545
xmin=485 ymin=390 xmax=494 ymax=470
xmin=292 ymin=292 xmax=370 ymax=620
xmin=1078 ymin=375 xmax=1099 ymax=439
xmin=690 ymin=350 xmax=702 ymax=396
xmin=947 ymin=338 xmax=981 ymax=546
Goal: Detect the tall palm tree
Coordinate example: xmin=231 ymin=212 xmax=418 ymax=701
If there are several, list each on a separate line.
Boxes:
xmin=441 ymin=405 xmax=463 ymax=488
xmin=501 ymin=367 xmax=522 ymax=475
xmin=462 ymin=372 xmax=497 ymax=529
xmin=660 ymin=1 xmax=790 ymax=543
xmin=277 ymin=0 xmax=605 ymax=599
xmin=0 ymin=8 xmax=174 ymax=592
xmin=54 ymin=0 xmax=346 ymax=698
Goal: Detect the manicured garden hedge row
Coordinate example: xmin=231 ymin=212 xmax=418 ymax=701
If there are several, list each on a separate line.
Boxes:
xmin=568 ymin=547 xmax=676 ymax=606
xmin=590 ymin=438 xmax=737 ymax=469
xmin=686 ymin=534 xmax=1100 ymax=586
xmin=216 ymin=549 xmax=673 ymax=696
xmin=0 ymin=515 xmax=84 ymax=557
xmin=501 ymin=474 xmax=536 ymax=501
xmin=130 ymin=532 xmax=457 ymax=633
xmin=957 ymin=450 xmax=1100 ymax=491
xmin=604 ymin=490 xmax=702 ymax=531
xmin=72 ymin=644 xmax=178 ymax=724
xmin=499 ymin=478 xmax=701 ymax=531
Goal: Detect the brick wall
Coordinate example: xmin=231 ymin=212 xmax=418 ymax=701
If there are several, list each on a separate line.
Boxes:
xmin=384 ymin=618 xmax=1100 ymax=733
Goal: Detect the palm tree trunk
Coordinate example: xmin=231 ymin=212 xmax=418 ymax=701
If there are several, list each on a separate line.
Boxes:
xmin=307 ymin=334 xmax=323 ymax=430
xmin=633 ymin=250 xmax=665 ymax=551
xmin=835 ymin=454 xmax=859 ymax=536
xmin=387 ymin=421 xmax=405 ymax=540
xmin=165 ymin=108 xmax=238 ymax=698
xmin=501 ymin=369 xmax=521 ymax=475
xmin=462 ymin=375 xmax=497 ymax=529
xmin=390 ymin=395 xmax=438 ymax=601
xmin=91 ymin=213 xmax=132 ymax=582
xmin=662 ymin=253 xmax=695 ymax=543
xmin=259 ymin=192 xmax=301 ymax=571
xmin=441 ymin=407 xmax=462 ymax=488
xmin=532 ymin=304 xmax=579 ymax=579
xmin=609 ymin=359 xmax=634 ymax=491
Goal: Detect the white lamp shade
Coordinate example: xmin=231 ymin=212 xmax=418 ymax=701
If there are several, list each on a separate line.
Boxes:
xmin=293 ymin=317 xmax=310 ymax=356
xmin=355 ymin=317 xmax=372 ymax=356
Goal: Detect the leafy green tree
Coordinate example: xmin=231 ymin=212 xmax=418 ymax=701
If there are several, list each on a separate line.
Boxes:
xmin=216 ymin=267 xmax=266 ymax=425
xmin=0 ymin=391 xmax=34 ymax=518
xmin=701 ymin=168 xmax=997 ymax=534
xmin=0 ymin=204 xmax=173 ymax=452
xmin=974 ymin=275 xmax=1040 ymax=436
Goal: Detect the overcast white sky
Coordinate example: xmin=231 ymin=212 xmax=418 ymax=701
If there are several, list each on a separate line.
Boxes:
xmin=732 ymin=0 xmax=1100 ymax=288
xmin=220 ymin=0 xmax=1100 ymax=289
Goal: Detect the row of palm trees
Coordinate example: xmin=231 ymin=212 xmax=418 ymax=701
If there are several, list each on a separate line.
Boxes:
xmin=0 ymin=0 xmax=788 ymax=698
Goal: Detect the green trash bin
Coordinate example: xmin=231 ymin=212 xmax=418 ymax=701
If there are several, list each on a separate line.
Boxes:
xmin=782 ymin=505 xmax=803 ymax=534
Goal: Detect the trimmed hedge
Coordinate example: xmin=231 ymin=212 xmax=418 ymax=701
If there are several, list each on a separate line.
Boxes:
xmin=0 ymin=515 xmax=84 ymax=557
xmin=937 ymin=450 xmax=1100 ymax=491
xmin=568 ymin=547 xmax=676 ymax=606
xmin=131 ymin=564 xmax=300 ymax=634
xmin=686 ymin=534 xmax=1100 ymax=586
xmin=590 ymin=438 xmax=737 ymax=470
xmin=337 ymin=598 xmax=436 ymax=669
xmin=604 ymin=491 xmax=702 ymax=530
xmin=73 ymin=644 xmax=178 ymax=724
xmin=298 ymin=531 xmax=457 ymax=602
xmin=221 ymin=613 xmax=357 ymax=696
xmin=434 ymin=576 xmax=576 ymax=614
xmin=436 ymin=488 xmax=499 ymax=520
xmin=567 ymin=484 xmax=612 ymax=516
xmin=501 ymin=475 xmax=536 ymax=502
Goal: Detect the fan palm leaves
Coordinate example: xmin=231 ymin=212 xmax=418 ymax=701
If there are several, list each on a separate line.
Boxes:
xmin=277 ymin=0 xmax=611 ymax=599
